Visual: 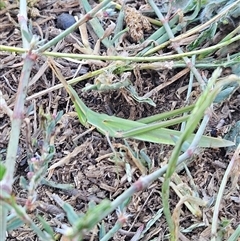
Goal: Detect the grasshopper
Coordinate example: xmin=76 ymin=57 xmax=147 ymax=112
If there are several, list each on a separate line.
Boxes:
xmin=48 ymin=58 xmax=234 ymax=148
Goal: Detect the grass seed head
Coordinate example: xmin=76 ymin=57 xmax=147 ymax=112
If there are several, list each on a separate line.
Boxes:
xmin=124 ymin=6 xmax=151 ymax=42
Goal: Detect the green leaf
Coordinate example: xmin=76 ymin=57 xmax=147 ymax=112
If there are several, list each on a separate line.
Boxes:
xmin=19 ymin=176 xmax=29 ymax=190
xmin=0 ymin=163 xmax=6 ymax=180
xmin=119 ymin=197 xmax=131 ymax=211
xmin=7 ymin=215 xmax=24 ymax=231
xmin=55 ymin=111 xmax=63 ymax=123
xmin=228 ymin=225 xmax=240 ymax=241
xmin=188 ymin=23 xmax=217 ymax=51
xmin=22 ymin=30 xmax=32 ymax=43
xmin=37 ymin=215 xmax=55 ymax=238
xmin=171 ymin=135 xmax=191 ymax=152
xmin=62 ymin=203 xmax=79 ymax=225
xmin=41 ymin=179 xmax=74 ymax=190
xmin=99 ymin=221 xmax=106 ymax=239
xmin=0 ymin=1 xmax=6 ymax=10
xmin=74 ymin=200 xmax=112 ymax=231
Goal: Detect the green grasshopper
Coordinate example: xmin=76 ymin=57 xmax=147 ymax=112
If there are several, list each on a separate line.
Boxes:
xmin=48 ymin=59 xmax=234 ymax=148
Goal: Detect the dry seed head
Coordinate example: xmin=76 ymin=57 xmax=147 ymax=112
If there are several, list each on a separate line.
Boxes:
xmin=116 ymin=207 xmax=132 ymax=224
xmin=29 ymin=7 xmax=40 ymax=18
xmin=124 ymin=6 xmax=151 ymax=42
xmin=142 ymin=16 xmax=151 ymax=31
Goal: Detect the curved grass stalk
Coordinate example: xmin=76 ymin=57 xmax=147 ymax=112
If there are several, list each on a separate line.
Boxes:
xmin=1 ymin=33 xmax=240 ymax=61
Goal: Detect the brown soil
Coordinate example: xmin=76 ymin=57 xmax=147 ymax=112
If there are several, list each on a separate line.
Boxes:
xmin=1 ymin=1 xmax=240 ymax=241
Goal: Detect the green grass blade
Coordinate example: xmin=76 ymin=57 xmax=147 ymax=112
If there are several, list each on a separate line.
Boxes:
xmin=138 ymin=104 xmax=195 ymax=124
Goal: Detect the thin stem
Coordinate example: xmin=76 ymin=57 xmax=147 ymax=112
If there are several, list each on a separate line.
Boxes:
xmin=0 ymin=1 xmax=36 ymax=240
xmin=43 ymin=34 xmax=240 ymax=61
xmin=100 ymin=221 xmax=123 ymax=241
xmin=0 ymin=206 xmax=7 ymax=241
xmin=121 ymin=115 xmax=189 ymax=138
xmin=148 ymin=0 xmax=205 ymax=89
xmin=18 ymin=0 xmax=28 ymax=49
xmin=181 ymin=55 xmax=195 ymax=131
xmin=1 ymin=33 xmax=240 ymax=61
xmin=2 ymin=55 xmax=35 ymax=192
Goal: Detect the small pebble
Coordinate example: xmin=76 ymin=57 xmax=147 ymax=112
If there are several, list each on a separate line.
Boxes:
xmin=56 ymin=13 xmax=76 ymax=30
